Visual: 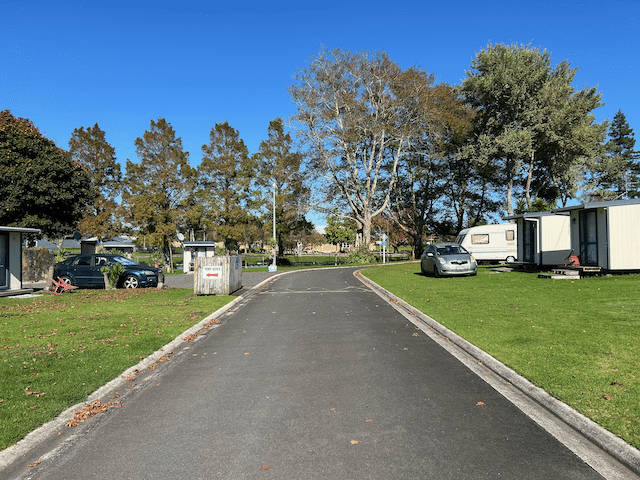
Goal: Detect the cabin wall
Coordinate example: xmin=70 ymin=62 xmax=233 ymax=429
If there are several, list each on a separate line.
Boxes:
xmin=539 ymin=215 xmax=571 ymax=266
xmin=607 ymin=205 xmax=640 ymax=270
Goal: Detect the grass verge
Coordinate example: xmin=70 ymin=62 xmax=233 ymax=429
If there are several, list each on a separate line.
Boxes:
xmin=362 ymin=263 xmax=640 ymax=450
xmin=0 ymin=288 xmax=233 ymax=450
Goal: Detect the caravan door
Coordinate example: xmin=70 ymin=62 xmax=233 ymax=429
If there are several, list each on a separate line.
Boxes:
xmin=522 ymin=220 xmax=536 ymax=264
xmin=579 ymin=210 xmax=598 ymax=266
xmin=0 ymin=234 xmax=8 ymax=289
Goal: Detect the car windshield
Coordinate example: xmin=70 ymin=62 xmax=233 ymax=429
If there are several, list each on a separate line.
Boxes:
xmin=437 ymin=245 xmax=468 ymax=255
xmin=112 ymin=255 xmax=139 ymax=266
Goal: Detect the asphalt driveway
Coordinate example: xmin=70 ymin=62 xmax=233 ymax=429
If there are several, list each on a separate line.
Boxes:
xmin=3 ymin=268 xmax=637 ymax=479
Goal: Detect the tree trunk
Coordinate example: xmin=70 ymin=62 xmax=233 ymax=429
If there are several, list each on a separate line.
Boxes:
xmin=524 ymin=150 xmax=535 ymax=209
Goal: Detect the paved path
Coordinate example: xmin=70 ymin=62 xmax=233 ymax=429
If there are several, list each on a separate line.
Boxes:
xmin=4 ymin=268 xmax=638 ymax=479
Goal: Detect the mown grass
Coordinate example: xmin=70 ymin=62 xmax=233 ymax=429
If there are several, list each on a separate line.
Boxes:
xmin=362 ymin=263 xmax=640 ymax=450
xmin=0 ymin=288 xmax=233 ymax=450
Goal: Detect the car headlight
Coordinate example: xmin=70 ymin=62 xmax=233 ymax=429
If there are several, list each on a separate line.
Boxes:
xmin=142 ymin=270 xmax=156 ymax=276
xmin=436 ymin=257 xmax=447 ymax=264
xmin=470 ymin=255 xmax=476 ymax=263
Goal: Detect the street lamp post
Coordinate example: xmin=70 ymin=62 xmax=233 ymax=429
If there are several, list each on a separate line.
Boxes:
xmin=272 ymin=182 xmax=277 ymax=269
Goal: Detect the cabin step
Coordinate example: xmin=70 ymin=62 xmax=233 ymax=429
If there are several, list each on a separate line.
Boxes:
xmin=539 ymin=273 xmax=580 ymax=280
xmin=551 ymin=268 xmax=581 ymax=276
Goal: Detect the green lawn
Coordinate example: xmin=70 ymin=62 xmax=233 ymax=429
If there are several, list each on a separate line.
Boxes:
xmin=362 ymin=263 xmax=640 ymax=450
xmin=0 ymin=288 xmax=233 ymax=449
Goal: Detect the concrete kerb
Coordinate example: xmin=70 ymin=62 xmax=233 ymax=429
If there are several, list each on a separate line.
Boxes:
xmin=355 ymin=269 xmax=640 ymax=476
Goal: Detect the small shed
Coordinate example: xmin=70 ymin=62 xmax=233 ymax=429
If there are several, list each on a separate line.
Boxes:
xmin=0 ymin=226 xmax=41 ymax=296
xmin=102 ymin=237 xmax=135 ymax=254
xmin=183 ymin=241 xmax=218 ymax=273
xmin=553 ymin=199 xmax=640 ymax=271
xmin=505 ymin=212 xmax=571 ymax=267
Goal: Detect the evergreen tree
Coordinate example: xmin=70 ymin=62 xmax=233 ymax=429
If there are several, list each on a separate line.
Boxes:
xmin=123 ymin=118 xmax=194 ymax=269
xmin=69 ymin=123 xmax=122 ymax=238
xmin=199 ymin=121 xmax=256 ymax=252
xmin=590 ymin=110 xmax=638 ymax=199
xmin=254 ymin=118 xmax=311 ymax=257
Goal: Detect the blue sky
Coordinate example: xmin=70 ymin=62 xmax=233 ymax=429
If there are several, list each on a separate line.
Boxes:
xmin=2 ymin=1 xmax=638 ymax=225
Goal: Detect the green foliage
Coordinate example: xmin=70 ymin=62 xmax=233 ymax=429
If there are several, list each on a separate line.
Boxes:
xmin=254 ymin=118 xmax=311 ymax=256
xmin=459 ymin=43 xmax=606 ymax=214
xmin=69 ymin=123 xmax=122 ymax=238
xmin=199 ymin=121 xmax=256 ymax=252
xmin=589 ymin=110 xmax=639 ymax=199
xmin=123 ymin=118 xmax=194 ymax=268
xmin=324 ymin=211 xmax=356 ymax=246
xmin=345 ymin=251 xmax=378 ymax=265
xmin=364 ymin=264 xmax=640 ymax=450
xmin=100 ymin=262 xmax=124 ymax=288
xmin=0 ymin=288 xmax=233 ymax=449
xmin=0 ymin=110 xmax=93 ymax=239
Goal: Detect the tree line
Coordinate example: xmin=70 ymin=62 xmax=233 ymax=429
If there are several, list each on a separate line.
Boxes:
xmin=1 ymin=43 xmax=638 ymax=260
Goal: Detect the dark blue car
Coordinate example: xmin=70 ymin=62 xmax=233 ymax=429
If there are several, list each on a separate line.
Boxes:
xmin=53 ymin=254 xmax=160 ymax=289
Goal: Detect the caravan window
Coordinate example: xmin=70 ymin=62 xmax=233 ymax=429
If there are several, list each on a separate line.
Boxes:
xmin=471 ymin=234 xmax=489 ymax=244
xmin=506 ymin=230 xmax=515 ymax=241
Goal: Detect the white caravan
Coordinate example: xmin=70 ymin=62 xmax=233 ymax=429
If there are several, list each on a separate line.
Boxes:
xmin=455 ymin=224 xmax=517 ymax=262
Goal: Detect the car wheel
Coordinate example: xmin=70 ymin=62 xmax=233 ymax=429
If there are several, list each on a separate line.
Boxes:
xmin=420 ymin=262 xmax=426 ymax=275
xmin=434 ymin=266 xmax=441 ymax=278
xmin=123 ymin=275 xmax=140 ymax=289
xmin=58 ymin=275 xmax=74 ymax=286
xmin=506 ymin=256 xmax=516 ymax=263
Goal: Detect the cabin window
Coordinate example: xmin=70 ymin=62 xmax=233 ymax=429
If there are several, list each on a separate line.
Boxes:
xmin=506 ymin=230 xmax=515 ymax=241
xmin=471 ymin=234 xmax=489 ymax=244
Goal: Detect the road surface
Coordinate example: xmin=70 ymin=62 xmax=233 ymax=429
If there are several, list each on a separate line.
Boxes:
xmin=3 ymin=267 xmax=637 ymax=479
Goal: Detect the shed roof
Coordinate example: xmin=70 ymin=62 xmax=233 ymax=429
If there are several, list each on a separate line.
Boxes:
xmin=504 ymin=211 xmax=568 ymax=221
xmin=553 ymin=198 xmax=640 ymax=213
xmin=183 ymin=241 xmax=218 ymax=247
xmin=0 ymin=226 xmax=41 ymax=234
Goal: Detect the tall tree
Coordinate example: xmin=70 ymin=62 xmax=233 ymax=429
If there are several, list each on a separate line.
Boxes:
xmin=387 ymin=73 xmax=443 ymax=258
xmin=199 ymin=121 xmax=256 ymax=252
xmin=459 ymin=43 xmax=605 ymax=215
xmin=589 ymin=110 xmax=639 ymax=199
xmin=289 ymin=47 xmax=427 ymax=250
xmin=0 ymin=110 xmax=93 ymax=239
xmin=324 ymin=211 xmax=356 ymax=250
xmin=123 ymin=118 xmax=193 ymax=269
xmin=254 ymin=118 xmax=311 ymax=257
xmin=69 ymin=123 xmax=122 ymax=238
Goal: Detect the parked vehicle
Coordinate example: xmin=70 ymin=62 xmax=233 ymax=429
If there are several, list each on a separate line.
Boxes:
xmin=455 ymin=224 xmax=517 ymax=263
xmin=53 ymin=254 xmax=160 ymax=289
xmin=420 ymin=243 xmax=477 ymax=277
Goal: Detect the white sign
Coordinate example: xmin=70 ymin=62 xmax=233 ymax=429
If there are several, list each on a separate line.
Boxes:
xmin=203 ymin=265 xmax=222 ymax=278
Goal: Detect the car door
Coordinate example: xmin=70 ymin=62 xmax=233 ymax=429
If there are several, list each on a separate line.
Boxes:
xmin=70 ymin=255 xmax=97 ymax=287
xmin=424 ymin=245 xmax=436 ymax=273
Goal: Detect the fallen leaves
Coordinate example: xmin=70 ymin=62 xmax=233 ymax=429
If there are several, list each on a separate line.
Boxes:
xmin=350 ymin=439 xmax=359 ymax=445
xmin=24 ymin=386 xmax=45 ymax=397
xmin=258 ymin=465 xmax=271 ymax=471
xmin=65 ymin=400 xmax=121 ymax=427
xmin=27 ymin=460 xmax=42 ymax=467
xmin=476 ymin=401 xmax=486 ymax=407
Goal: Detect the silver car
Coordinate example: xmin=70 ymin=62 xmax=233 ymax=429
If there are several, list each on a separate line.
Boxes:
xmin=421 ymin=243 xmax=477 ymax=277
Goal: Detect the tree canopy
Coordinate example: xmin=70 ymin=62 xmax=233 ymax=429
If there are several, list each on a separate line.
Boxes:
xmin=459 ymin=43 xmax=606 ymax=215
xmin=254 ymin=118 xmax=311 ymax=256
xmin=0 ymin=110 xmax=93 ymax=239
xmin=69 ymin=122 xmax=122 ymax=238
xmin=289 ymin=47 xmax=432 ymax=250
xmin=122 ymin=118 xmax=194 ymax=268
xmin=199 ymin=121 xmax=256 ymax=252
